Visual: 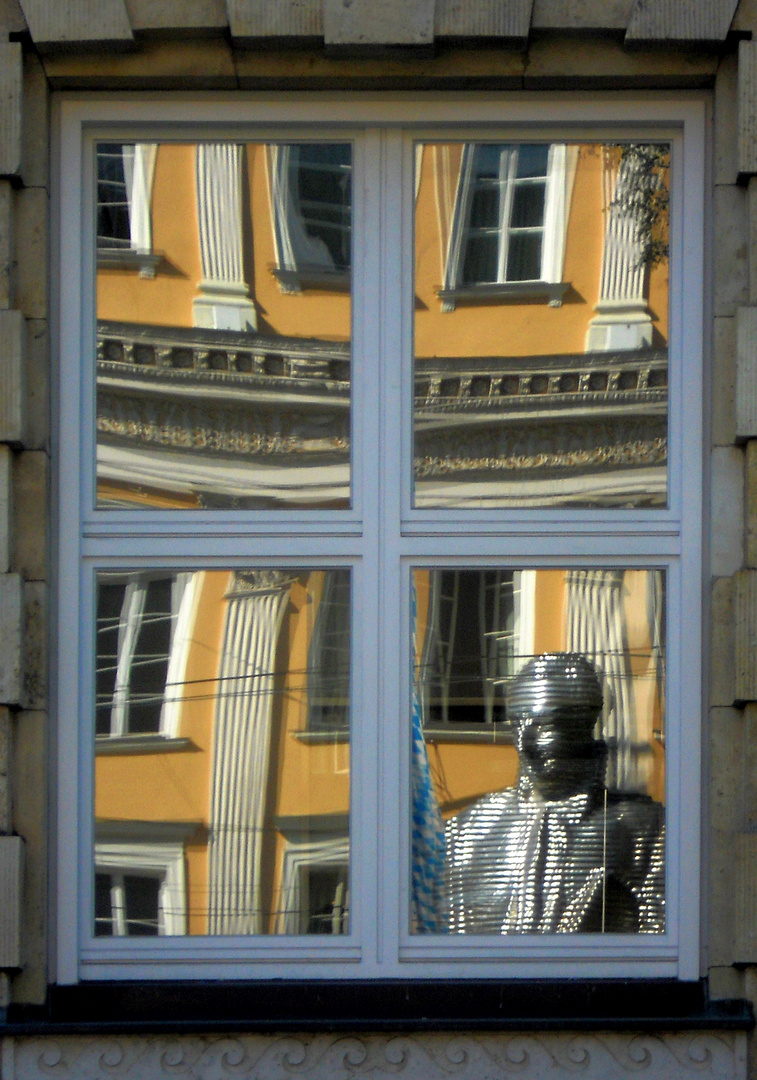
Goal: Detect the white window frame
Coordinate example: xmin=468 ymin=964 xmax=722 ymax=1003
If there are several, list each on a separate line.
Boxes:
xmin=54 ymin=95 xmax=705 ymax=984
xmin=96 ymin=142 xmax=159 ymax=277
xmin=95 ymin=840 xmax=187 ymax=936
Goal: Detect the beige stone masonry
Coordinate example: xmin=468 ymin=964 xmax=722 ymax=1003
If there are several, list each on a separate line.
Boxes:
xmin=21 ymin=51 xmax=48 ymax=191
xmin=0 ymin=182 xmax=12 ymax=311
xmin=42 ymin=37 xmax=237 ymax=87
xmin=23 ymin=320 xmax=47 ymax=452
xmin=0 ymin=834 xmax=22 ymax=967
xmin=715 ymin=185 xmax=749 ymax=318
xmin=324 ymin=0 xmax=434 ymax=47
xmin=0 ymin=309 xmax=25 ymax=446
xmin=226 ymin=0 xmax=322 ymax=43
xmin=736 ymin=307 xmax=757 ymax=439
xmin=530 ymin=0 xmax=634 ymax=30
xmin=735 ymin=569 xmax=757 ymax=702
xmin=124 ymin=0 xmax=228 ymax=33
xmin=710 ymin=707 xmax=746 ymax=832
xmin=22 ymin=582 xmax=45 ymax=711
xmin=744 ymin=704 xmax=757 ymax=827
xmin=0 ymin=706 xmax=10 ymax=833
xmin=745 ymin=442 xmax=757 ymax=566
xmin=13 ymin=188 xmax=46 ymax=321
xmin=739 ymin=40 xmax=757 ymax=177
xmin=750 ymin=179 xmax=757 ymax=304
xmin=712 ymin=576 xmax=736 ymax=706
xmin=712 ymin=447 xmax=745 ymax=576
xmin=0 ymin=0 xmax=27 ymax=36
xmin=710 ymin=828 xmax=738 ymax=966
xmin=734 ymin=832 xmax=757 ymax=961
xmin=12 ymin=452 xmax=46 ymax=582
xmin=17 ymin=0 xmax=133 ymax=50
xmin=0 ymin=446 xmax=10 ymax=574
xmin=0 ymin=573 xmax=22 ymax=705
xmin=716 ymin=52 xmax=739 ymax=187
xmin=435 ymin=0 xmax=533 ymax=41
xmin=0 ymin=43 xmax=22 ymax=180
xmin=626 ymin=0 xmax=739 ymax=43
xmin=11 ymin=708 xmax=44 ymax=1003
xmin=713 ymin=316 xmax=736 ymax=446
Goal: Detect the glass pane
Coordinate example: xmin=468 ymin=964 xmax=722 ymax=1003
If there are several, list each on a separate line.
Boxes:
xmin=93 ymin=568 xmax=351 ymax=936
xmin=416 ymin=142 xmax=670 ymax=508
xmin=95 ymin=142 xmax=352 ymax=510
xmin=411 ymin=567 xmax=666 ymax=935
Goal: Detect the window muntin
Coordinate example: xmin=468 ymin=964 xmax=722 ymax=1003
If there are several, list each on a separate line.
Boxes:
xmin=57 ymin=98 xmax=703 ymax=982
xmin=95 ymin=141 xmax=352 ymax=511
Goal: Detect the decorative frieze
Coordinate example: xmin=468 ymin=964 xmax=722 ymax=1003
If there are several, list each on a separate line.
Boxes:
xmin=5 ymin=1032 xmax=749 ymax=1080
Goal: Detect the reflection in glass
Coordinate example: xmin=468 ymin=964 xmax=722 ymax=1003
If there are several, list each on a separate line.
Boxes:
xmin=93 ymin=569 xmax=351 ymax=936
xmin=415 ymin=142 xmax=670 ymax=508
xmin=95 ymin=142 xmax=352 ymax=510
xmin=411 ymin=568 xmax=666 ymax=934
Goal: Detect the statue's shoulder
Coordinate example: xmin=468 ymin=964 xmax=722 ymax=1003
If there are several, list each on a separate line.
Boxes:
xmin=606 ymin=790 xmax=664 ymax=831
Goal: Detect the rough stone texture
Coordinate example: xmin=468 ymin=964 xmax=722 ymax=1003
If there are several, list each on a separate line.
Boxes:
xmin=24 ymin=320 xmax=48 ymax=452
xmin=739 ymin=40 xmax=757 ymax=178
xmin=735 ymin=569 xmax=757 ymax=702
xmin=0 ymin=309 xmax=25 ymax=446
xmin=0 ymin=706 xmax=10 ymax=833
xmin=734 ymin=833 xmax=757 ymax=961
xmin=3 ymin=1032 xmax=751 ymax=1080
xmin=0 ymin=182 xmax=13 ymax=312
xmin=746 ymin=442 xmax=757 ymax=567
xmin=744 ymin=704 xmax=757 ymax=828
xmin=710 ymin=965 xmax=746 ymax=1000
xmin=0 ymin=834 xmax=23 ymax=968
xmin=11 ymin=709 xmax=45 ymax=1004
xmin=736 ymin=307 xmax=757 ymax=439
xmin=712 ymin=576 xmax=735 ymax=707
xmin=22 ymin=582 xmax=45 ymax=711
xmin=226 ymin=0 xmax=321 ymax=42
xmin=17 ymin=0 xmax=133 ymax=49
xmin=530 ymin=0 xmax=634 ymax=30
xmin=21 ymin=51 xmax=49 ymax=191
xmin=0 ymin=573 xmax=22 ymax=705
xmin=435 ymin=0 xmax=533 ymax=41
xmin=0 ymin=446 xmax=10 ymax=574
xmin=710 ymin=707 xmax=746 ymax=833
xmin=522 ymin=36 xmax=717 ymax=87
xmin=13 ymin=188 xmax=46 ymax=321
xmin=41 ymin=38 xmax=237 ymax=87
xmin=710 ymin=828 xmax=738 ymax=966
xmin=124 ymin=0 xmax=228 ymax=32
xmin=711 ymin=447 xmax=744 ymax=576
xmin=0 ymin=0 xmax=27 ymax=35
xmin=324 ymin=0 xmax=434 ymax=47
xmin=716 ymin=52 xmax=739 ymax=188
xmin=626 ymin=0 xmax=739 ymax=43
xmin=713 ymin=316 xmax=736 ymax=447
xmin=749 ymin=179 xmax=757 ymax=305
xmin=0 ymin=43 xmax=22 ymax=180
xmin=12 ymin=451 xmax=47 ymax=582
xmin=714 ymin=184 xmax=749 ymax=318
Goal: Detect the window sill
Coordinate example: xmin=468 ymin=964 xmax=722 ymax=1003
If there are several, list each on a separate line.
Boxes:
xmin=438 ymin=280 xmax=569 ymax=311
xmin=272 ymin=266 xmax=351 ymax=293
xmin=97 ymin=248 xmax=162 ymax=279
xmin=95 ymin=736 xmax=195 ymax=756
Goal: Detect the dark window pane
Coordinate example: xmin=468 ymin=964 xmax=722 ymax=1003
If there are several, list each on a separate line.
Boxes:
xmin=507 ymin=232 xmax=542 ymax=280
xmin=94 ymin=873 xmax=114 ymax=936
xmin=127 ymin=577 xmax=173 ymax=734
xmin=515 ymin=144 xmax=549 ymax=179
xmin=95 ymin=582 xmax=125 ymax=736
xmin=123 ymin=875 xmax=161 ymax=935
xmin=462 ymin=234 xmax=499 ymax=284
xmin=96 ymin=143 xmax=131 ymax=248
xmin=469 ymin=184 xmax=500 ymax=229
xmin=293 ymin=144 xmax=351 ymax=271
xmin=510 ymin=181 xmax=547 ymax=229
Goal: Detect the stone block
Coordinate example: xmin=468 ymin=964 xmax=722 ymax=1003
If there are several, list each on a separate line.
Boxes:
xmin=12 ymin=451 xmax=48 ymax=581
xmin=523 ymin=35 xmax=717 ymax=86
xmin=734 ymin=832 xmax=757 ymax=961
xmin=737 ymin=307 xmax=757 ymax=438
xmin=709 ymin=827 xmax=737 ymax=966
xmin=124 ymin=0 xmax=228 ymax=32
xmin=740 ymin=40 xmax=757 ymax=177
xmin=711 ymin=447 xmax=744 ymax=577
xmin=714 ymin=184 xmax=749 ymax=318
xmin=13 ymin=188 xmax=46 ymax=321
xmin=10 ymin=708 xmax=45 ymax=1003
xmin=41 ymin=38 xmax=237 ymax=88
xmin=0 ymin=705 xmax=10 ymax=833
xmin=24 ymin=320 xmax=48 ymax=451
xmin=0 ymin=309 xmax=25 ymax=446
xmin=744 ymin=704 xmax=757 ymax=827
xmin=0 ymin=574 xmax=22 ymax=705
xmin=18 ymin=0 xmax=133 ymax=50
xmin=324 ymin=0 xmax=434 ymax=47
xmin=0 ymin=445 xmax=10 ymax=574
xmin=749 ymin=179 xmax=757 ymax=305
xmin=22 ymin=51 xmax=49 ymax=191
xmin=710 ymin=707 xmax=746 ymax=832
xmin=716 ymin=51 xmax=739 ymax=187
xmin=712 ymin=575 xmax=736 ymax=707
xmin=709 ymin=966 xmax=745 ymax=1000
xmin=0 ymin=0 xmax=27 ymax=35
xmin=23 ymin=581 xmax=46 ymax=711
xmin=530 ymin=0 xmax=633 ymax=30
xmin=435 ymin=0 xmax=533 ymax=41
xmin=0 ymin=835 xmax=23 ymax=968
xmin=626 ymin=0 xmax=738 ymax=43
xmin=0 ymin=43 xmax=22 ymax=180
xmin=227 ymin=0 xmax=321 ymax=42
xmin=713 ymin=316 xmax=736 ymax=446
xmin=746 ymin=442 xmax=757 ymax=567
xmin=0 ymin=181 xmax=13 ymax=311
xmin=735 ymin=569 xmax=757 ymax=702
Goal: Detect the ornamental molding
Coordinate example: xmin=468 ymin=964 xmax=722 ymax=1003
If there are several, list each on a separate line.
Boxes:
xmin=5 ymin=1031 xmax=747 ymax=1080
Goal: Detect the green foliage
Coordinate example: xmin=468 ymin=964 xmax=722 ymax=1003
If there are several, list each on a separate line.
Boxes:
xmin=612 ymin=144 xmax=670 ymax=269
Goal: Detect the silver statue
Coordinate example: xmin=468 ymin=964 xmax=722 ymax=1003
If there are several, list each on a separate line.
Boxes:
xmin=445 ymin=653 xmax=665 ymax=934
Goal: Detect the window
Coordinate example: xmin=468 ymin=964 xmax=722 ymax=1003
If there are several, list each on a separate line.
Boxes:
xmin=96 ymin=142 xmax=159 ymax=277
xmin=56 ymin=97 xmax=704 ymax=983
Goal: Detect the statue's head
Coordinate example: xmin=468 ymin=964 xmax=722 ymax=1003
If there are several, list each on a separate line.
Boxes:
xmin=508 ymin=652 xmax=606 ymax=800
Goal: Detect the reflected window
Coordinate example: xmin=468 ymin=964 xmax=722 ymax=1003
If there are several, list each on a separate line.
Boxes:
xmin=95 ymin=872 xmax=160 ymax=936
xmin=97 ymin=143 xmax=132 ymax=250
xmin=307 ymin=568 xmax=351 ymax=732
xmin=94 ymin=839 xmax=187 ymax=936
xmin=96 ymin=142 xmax=158 ymax=275
xmin=271 ymin=143 xmax=352 ymax=292
xmin=305 ymin=866 xmax=350 ymax=934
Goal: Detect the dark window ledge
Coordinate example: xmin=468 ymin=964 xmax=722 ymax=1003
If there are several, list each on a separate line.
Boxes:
xmin=439 ymin=280 xmax=570 ymax=310
xmin=2 ymin=981 xmax=753 ymax=1035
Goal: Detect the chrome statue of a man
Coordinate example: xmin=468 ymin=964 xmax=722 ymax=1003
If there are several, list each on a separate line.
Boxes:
xmin=445 ymin=653 xmax=664 ymax=934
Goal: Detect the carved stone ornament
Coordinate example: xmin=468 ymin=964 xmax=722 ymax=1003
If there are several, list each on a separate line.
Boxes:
xmin=5 ymin=1032 xmax=747 ymax=1080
